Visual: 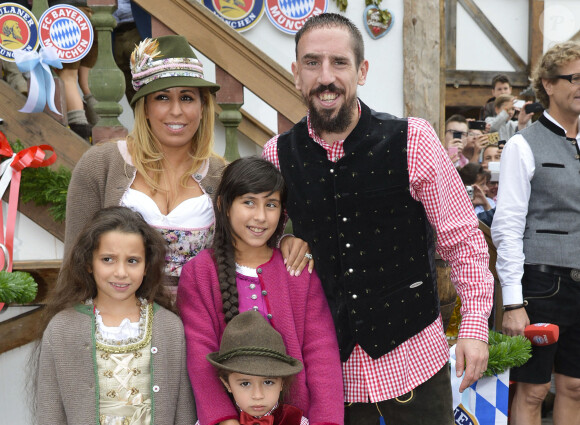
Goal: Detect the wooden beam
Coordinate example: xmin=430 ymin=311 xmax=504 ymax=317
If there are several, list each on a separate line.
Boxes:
xmin=134 ymin=0 xmax=306 ymax=124
xmin=13 ymin=260 xmax=61 ymax=304
xmin=529 ymin=0 xmax=544 ymax=74
xmin=446 ymin=85 xmax=524 ymax=108
xmin=445 ymin=0 xmax=457 ymax=70
xmin=403 ymin=0 xmax=442 ymax=132
xmin=458 ymin=0 xmax=527 ymax=72
xmin=0 ymin=306 xmax=44 ymax=354
xmin=446 ymin=70 xmax=530 ymax=86
xmin=0 ymin=80 xmax=89 ymax=170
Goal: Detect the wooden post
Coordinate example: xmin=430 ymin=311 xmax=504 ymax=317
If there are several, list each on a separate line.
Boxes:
xmin=88 ymin=0 xmax=128 ymax=142
xmin=215 ymin=66 xmax=243 ymax=162
xmin=403 ymin=0 xmax=442 ymax=134
xmin=529 ymin=0 xmax=544 ymax=75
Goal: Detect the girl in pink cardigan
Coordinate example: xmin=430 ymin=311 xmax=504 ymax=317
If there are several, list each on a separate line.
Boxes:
xmin=177 ymin=157 xmax=343 ymax=425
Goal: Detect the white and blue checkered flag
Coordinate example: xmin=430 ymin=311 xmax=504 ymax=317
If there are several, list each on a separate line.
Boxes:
xmin=450 ymin=345 xmax=509 ymax=425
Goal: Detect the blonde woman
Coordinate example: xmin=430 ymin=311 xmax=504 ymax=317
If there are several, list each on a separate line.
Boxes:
xmin=66 ymin=35 xmax=311 ymax=286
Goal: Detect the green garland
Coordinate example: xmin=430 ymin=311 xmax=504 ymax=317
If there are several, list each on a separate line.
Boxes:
xmin=11 ymin=140 xmax=70 ymax=223
xmin=0 ymin=270 xmax=37 ymax=304
xmin=334 ymin=0 xmax=391 ymax=26
xmin=484 ymin=330 xmax=532 ymax=376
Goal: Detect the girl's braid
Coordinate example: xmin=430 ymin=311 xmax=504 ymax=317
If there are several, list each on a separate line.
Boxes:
xmin=213 ymin=231 xmax=239 ymax=323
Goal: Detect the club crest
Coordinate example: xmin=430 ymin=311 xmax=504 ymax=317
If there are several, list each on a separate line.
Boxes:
xmin=265 ymin=0 xmax=327 ymax=35
xmin=0 ymin=3 xmax=39 ymax=61
xmin=39 ymin=5 xmax=93 ymax=63
xmin=204 ymin=0 xmax=265 ymax=32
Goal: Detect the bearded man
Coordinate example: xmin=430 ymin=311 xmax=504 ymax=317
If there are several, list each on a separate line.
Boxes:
xmin=262 ymin=13 xmax=493 ymax=425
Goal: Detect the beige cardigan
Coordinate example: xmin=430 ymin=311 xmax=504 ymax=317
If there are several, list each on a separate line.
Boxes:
xmin=37 ymin=303 xmax=196 ymax=425
xmin=64 ymin=140 xmax=225 ymax=255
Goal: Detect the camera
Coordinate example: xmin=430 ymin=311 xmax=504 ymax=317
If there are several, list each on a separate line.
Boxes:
xmin=468 ymin=120 xmax=486 ymax=131
xmin=498 ymin=140 xmax=506 ymax=149
xmin=465 ymin=185 xmax=474 ymax=200
xmin=452 ymin=130 xmax=464 ymax=139
xmin=525 ymin=102 xmax=544 ymax=114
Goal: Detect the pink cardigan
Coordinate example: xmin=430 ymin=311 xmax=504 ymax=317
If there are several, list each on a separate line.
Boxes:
xmin=177 ymin=248 xmax=344 ymax=425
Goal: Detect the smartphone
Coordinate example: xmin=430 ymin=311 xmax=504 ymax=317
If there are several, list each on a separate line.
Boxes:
xmin=468 ymin=120 xmax=486 ymax=131
xmin=513 ymin=99 xmax=525 ymax=109
xmin=465 ymin=185 xmax=474 ymax=200
xmin=498 ymin=140 xmax=506 ymax=149
xmin=452 ymin=131 xmax=464 ymax=139
xmin=525 ymin=102 xmax=544 ymax=114
xmin=487 ymin=132 xmax=500 ymax=144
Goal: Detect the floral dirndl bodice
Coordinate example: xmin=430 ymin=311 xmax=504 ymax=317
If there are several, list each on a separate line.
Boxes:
xmin=121 ymin=188 xmax=215 ymax=278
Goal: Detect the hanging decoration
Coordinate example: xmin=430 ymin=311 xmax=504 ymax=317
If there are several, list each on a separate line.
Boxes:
xmin=203 ymin=0 xmax=265 ymax=32
xmin=14 ymin=47 xmax=63 ymax=114
xmin=265 ymin=0 xmax=327 ymax=35
xmin=0 ymin=130 xmax=56 ymax=311
xmin=0 ymin=3 xmax=39 ymax=62
xmin=363 ymin=2 xmax=393 ymax=40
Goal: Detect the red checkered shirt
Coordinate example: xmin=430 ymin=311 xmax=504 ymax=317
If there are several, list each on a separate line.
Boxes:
xmin=262 ymin=106 xmax=493 ymax=402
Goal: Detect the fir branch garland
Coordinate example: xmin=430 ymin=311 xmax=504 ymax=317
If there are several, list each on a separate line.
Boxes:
xmin=484 ymin=330 xmax=532 ymax=376
xmin=0 ymin=271 xmax=37 ymax=304
xmin=10 ymin=140 xmax=70 ymax=223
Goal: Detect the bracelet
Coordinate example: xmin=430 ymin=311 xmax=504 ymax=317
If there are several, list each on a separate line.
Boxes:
xmin=503 ymin=301 xmax=528 ymax=312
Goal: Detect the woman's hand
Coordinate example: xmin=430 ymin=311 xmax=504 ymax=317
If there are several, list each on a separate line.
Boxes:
xmin=279 ymin=235 xmax=314 ymax=276
xmin=472 ymin=184 xmax=491 ymax=210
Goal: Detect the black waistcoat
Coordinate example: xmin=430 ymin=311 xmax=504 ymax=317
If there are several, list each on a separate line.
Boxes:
xmin=278 ymin=101 xmax=439 ymax=360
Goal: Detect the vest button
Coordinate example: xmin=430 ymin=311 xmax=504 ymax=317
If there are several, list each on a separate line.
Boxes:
xmin=330 ymin=169 xmax=334 ymax=173
xmin=251 ymin=294 xmax=257 ymax=300
xmin=262 ymin=290 xmax=267 ymax=296
xmin=343 ymin=217 xmax=348 ymax=222
xmin=352 ymin=294 xmax=358 ymax=299
xmin=345 ymin=243 xmax=351 ymax=248
xmin=267 ymin=314 xmax=273 ymax=319
xmin=257 ymin=268 xmax=263 ymax=274
xmin=348 ymin=268 xmax=354 ymax=273
xmin=249 ymin=284 xmax=256 ymax=289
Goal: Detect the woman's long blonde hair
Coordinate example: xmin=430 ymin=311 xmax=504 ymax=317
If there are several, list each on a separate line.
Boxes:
xmin=127 ymin=87 xmax=216 ymax=191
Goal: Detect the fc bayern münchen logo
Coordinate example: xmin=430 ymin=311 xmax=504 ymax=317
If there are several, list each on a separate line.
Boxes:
xmin=39 ymin=5 xmax=93 ymax=63
xmin=0 ymin=3 xmax=39 ymax=61
xmin=204 ymin=0 xmax=265 ymax=32
xmin=265 ymin=0 xmax=327 ymax=35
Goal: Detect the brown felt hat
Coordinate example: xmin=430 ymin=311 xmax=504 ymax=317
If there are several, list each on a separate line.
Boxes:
xmin=207 ymin=311 xmax=303 ymax=377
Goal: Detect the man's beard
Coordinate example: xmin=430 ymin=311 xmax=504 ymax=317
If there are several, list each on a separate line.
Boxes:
xmin=306 ymin=84 xmax=356 ymax=135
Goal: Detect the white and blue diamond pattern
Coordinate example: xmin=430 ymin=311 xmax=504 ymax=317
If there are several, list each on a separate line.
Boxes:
xmin=49 ymin=18 xmax=81 ymax=49
xmin=450 ymin=345 xmax=509 ymax=425
xmin=277 ymin=0 xmax=315 ymax=19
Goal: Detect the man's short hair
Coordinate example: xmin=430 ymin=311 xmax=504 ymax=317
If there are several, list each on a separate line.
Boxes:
xmin=491 ymin=74 xmax=511 ymax=89
xmin=494 ymin=94 xmax=515 ymax=110
xmin=294 ymin=13 xmax=365 ymax=68
xmin=532 ymin=41 xmax=580 ymax=108
xmin=445 ymin=114 xmax=467 ymax=130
